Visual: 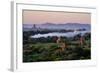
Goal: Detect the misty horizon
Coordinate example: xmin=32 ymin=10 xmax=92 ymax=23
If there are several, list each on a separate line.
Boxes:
xmin=23 ymin=22 xmax=90 ymax=25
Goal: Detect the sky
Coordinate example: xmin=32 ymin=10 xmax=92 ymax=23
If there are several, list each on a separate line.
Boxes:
xmin=23 ymin=10 xmax=91 ymax=24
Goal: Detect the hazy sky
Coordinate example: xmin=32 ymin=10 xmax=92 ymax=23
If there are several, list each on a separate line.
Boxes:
xmin=23 ymin=10 xmax=91 ymax=24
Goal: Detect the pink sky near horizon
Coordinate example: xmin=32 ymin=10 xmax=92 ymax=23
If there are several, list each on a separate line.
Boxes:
xmin=23 ymin=10 xmax=91 ymax=24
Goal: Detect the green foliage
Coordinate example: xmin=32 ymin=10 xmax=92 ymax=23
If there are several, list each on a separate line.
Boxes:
xmin=23 ymin=33 xmax=91 ymax=62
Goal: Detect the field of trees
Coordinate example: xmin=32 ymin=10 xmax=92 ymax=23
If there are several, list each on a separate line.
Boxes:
xmin=23 ymin=31 xmax=91 ymax=62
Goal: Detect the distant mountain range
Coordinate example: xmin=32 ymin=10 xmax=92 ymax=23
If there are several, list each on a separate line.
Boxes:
xmin=23 ymin=23 xmax=91 ymax=32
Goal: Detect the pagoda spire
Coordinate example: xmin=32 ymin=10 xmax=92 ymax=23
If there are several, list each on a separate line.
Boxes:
xmin=32 ymin=24 xmax=36 ymax=29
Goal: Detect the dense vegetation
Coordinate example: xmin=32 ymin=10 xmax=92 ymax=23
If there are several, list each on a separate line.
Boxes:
xmin=23 ymin=31 xmax=91 ymax=62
